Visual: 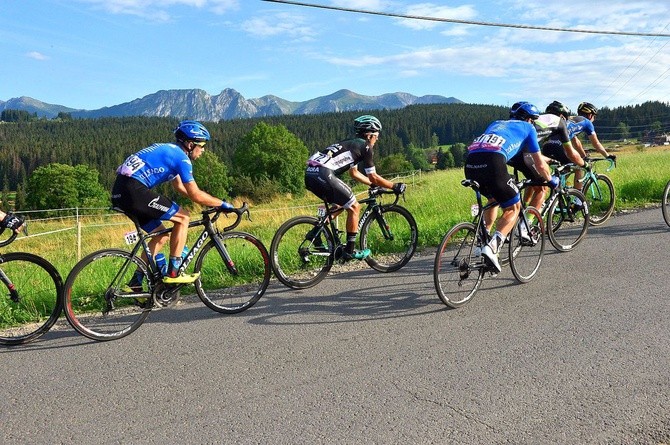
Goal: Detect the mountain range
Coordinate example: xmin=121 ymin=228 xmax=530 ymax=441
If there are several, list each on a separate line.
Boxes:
xmin=0 ymin=88 xmax=462 ymax=121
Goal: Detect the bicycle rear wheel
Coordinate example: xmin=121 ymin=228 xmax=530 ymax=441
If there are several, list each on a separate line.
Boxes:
xmin=433 ymin=222 xmax=484 ymax=308
xmin=63 ymin=249 xmax=151 ymax=341
xmin=508 ymin=207 xmax=544 ymax=283
xmin=581 ymin=174 xmax=615 ymax=226
xmin=270 ymin=216 xmax=334 ymax=289
xmin=360 ymin=204 xmax=418 ymax=272
xmin=193 ymin=232 xmax=271 ymax=314
xmin=547 ymin=189 xmax=589 ymax=252
xmin=662 ymin=180 xmax=670 ymax=228
xmin=0 ymin=253 xmax=63 ymax=346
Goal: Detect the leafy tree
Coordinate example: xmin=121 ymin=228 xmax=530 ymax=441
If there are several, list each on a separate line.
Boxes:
xmin=192 ymin=150 xmax=230 ymax=200
xmin=377 ymin=154 xmax=412 ymax=175
xmin=450 ymin=143 xmax=467 ymax=167
xmin=616 ymin=122 xmax=630 ymax=140
xmin=25 ymin=163 xmax=109 ymax=210
xmin=435 ymin=147 xmax=454 ymax=170
xmin=233 ymin=122 xmax=309 ymax=196
xmin=405 ymin=143 xmax=431 ymax=171
xmin=1 ymin=176 xmax=9 ymax=211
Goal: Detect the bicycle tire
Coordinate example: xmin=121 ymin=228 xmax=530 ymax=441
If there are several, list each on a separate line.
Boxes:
xmin=663 ymin=180 xmax=670 ymax=228
xmin=270 ymin=216 xmax=334 ymax=289
xmin=63 ymin=249 xmax=151 ymax=341
xmin=360 ymin=204 xmax=418 ymax=273
xmin=0 ymin=253 xmax=63 ymax=346
xmin=546 ymin=188 xmax=589 ymax=252
xmin=433 ymin=222 xmax=484 ymax=308
xmin=508 ymin=207 xmax=545 ymax=283
xmin=582 ymin=173 xmax=615 ymax=226
xmin=0 ymin=228 xmax=18 ymax=248
xmin=193 ymin=231 xmax=271 ymax=314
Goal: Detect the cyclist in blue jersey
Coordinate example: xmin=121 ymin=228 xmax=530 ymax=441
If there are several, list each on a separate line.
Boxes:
xmin=112 ymin=120 xmax=233 ymax=285
xmin=568 ymin=102 xmax=615 ymax=192
xmin=465 ymin=102 xmax=558 ymax=272
xmin=304 ymin=115 xmax=406 ymax=261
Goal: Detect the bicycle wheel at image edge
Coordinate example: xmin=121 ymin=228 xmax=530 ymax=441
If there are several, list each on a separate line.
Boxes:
xmin=582 ymin=174 xmax=615 ymax=226
xmin=63 ymin=249 xmax=151 ymax=341
xmin=662 ymin=180 xmax=670 ymax=228
xmin=433 ymin=222 xmax=484 ymax=308
xmin=547 ymin=188 xmax=589 ymax=252
xmin=193 ymin=232 xmax=271 ymax=314
xmin=0 ymin=253 xmax=63 ymax=346
xmin=270 ymin=216 xmax=334 ymax=289
xmin=508 ymin=207 xmax=545 ymax=283
xmin=360 ymin=204 xmax=418 ymax=273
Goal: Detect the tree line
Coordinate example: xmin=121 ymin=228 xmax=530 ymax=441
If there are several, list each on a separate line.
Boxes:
xmin=0 ymin=101 xmax=668 ymax=211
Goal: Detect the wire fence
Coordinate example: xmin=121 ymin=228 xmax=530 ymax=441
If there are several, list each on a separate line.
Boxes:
xmin=10 ymin=170 xmax=422 ymax=261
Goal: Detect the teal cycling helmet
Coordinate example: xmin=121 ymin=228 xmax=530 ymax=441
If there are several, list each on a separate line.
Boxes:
xmin=354 ymin=115 xmax=382 ymax=134
xmin=509 ymin=102 xmax=540 ymax=121
xmin=545 ymin=100 xmax=571 ymax=119
xmin=174 ymin=120 xmax=210 ymax=142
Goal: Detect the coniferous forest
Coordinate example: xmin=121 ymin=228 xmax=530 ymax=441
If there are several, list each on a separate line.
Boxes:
xmin=0 ymin=101 xmax=668 ymax=193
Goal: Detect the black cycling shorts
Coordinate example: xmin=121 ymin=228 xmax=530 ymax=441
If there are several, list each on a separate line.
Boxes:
xmin=542 ymin=140 xmax=571 ymax=165
xmin=111 ymin=175 xmax=179 ymax=232
xmin=464 ymin=152 xmax=520 ymax=208
xmin=508 ymin=151 xmax=543 ymax=181
xmin=304 ymin=166 xmax=356 ymax=208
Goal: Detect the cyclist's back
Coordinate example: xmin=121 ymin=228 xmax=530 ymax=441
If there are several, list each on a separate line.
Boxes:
xmin=307 ymin=138 xmax=373 ymax=177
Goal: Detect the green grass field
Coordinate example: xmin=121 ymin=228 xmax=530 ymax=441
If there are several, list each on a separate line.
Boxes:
xmin=1 ymin=146 xmax=668 ymax=330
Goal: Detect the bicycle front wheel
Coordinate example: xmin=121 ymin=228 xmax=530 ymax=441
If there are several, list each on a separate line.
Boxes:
xmin=508 ymin=207 xmax=545 ymax=283
xmin=582 ymin=174 xmax=615 ymax=226
xmin=360 ymin=204 xmax=418 ymax=272
xmin=662 ymin=180 xmax=670 ymax=228
xmin=270 ymin=216 xmax=334 ymax=289
xmin=433 ymin=222 xmax=484 ymax=308
xmin=63 ymin=249 xmax=151 ymax=341
xmin=194 ymin=232 xmax=271 ymax=314
xmin=547 ymin=189 xmax=589 ymax=252
xmin=0 ymin=253 xmax=63 ymax=346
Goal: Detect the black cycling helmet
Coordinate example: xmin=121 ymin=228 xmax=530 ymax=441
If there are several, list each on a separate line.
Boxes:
xmin=354 ymin=115 xmax=382 ymax=134
xmin=174 ymin=120 xmax=211 ymax=142
xmin=577 ymin=102 xmax=598 ymax=116
xmin=509 ymin=102 xmax=540 ymax=121
xmin=545 ymin=100 xmax=571 ymax=119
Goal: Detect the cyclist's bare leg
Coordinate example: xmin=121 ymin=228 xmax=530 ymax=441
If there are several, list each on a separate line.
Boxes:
xmin=168 ymin=209 xmax=190 ymax=257
xmin=483 ymin=200 xmax=498 ymax=234
xmin=525 ymin=185 xmax=546 ymax=211
xmin=345 ymin=201 xmax=361 ymax=234
xmin=573 ymin=169 xmax=584 ymax=191
xmin=495 ymin=202 xmax=521 ymax=246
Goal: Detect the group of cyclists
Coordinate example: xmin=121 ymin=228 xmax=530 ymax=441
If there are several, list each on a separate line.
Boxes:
xmin=1 ymin=101 xmax=610 ymax=289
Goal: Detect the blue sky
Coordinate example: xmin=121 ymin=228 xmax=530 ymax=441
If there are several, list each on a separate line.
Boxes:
xmin=1 ymin=0 xmax=669 ymax=112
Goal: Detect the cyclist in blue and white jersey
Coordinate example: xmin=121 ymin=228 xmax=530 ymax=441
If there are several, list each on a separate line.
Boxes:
xmin=112 ymin=120 xmax=233 ymax=285
xmin=304 ymin=115 xmax=406 ymax=261
xmin=568 ymin=102 xmax=616 ymax=192
xmin=465 ymin=102 xmax=557 ymax=272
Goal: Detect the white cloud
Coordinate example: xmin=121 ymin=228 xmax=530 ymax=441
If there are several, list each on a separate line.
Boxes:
xmin=241 ymin=12 xmax=315 ymax=41
xmin=26 ymin=51 xmax=49 ymax=60
xmin=79 ymin=0 xmax=239 ymax=21
xmin=395 ymin=3 xmax=477 ymax=30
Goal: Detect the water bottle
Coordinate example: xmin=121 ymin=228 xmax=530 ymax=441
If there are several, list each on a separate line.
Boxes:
xmin=155 ymin=253 xmax=167 ymax=276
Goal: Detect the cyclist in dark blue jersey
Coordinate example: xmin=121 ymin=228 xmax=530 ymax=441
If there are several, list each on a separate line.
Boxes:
xmin=112 ymin=120 xmax=233 ymax=285
xmin=465 ymin=102 xmax=557 ymax=272
xmin=304 ymin=115 xmax=406 ymax=261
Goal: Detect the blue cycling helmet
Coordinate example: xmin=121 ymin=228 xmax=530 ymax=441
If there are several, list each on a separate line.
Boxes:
xmin=174 ymin=120 xmax=210 ymax=142
xmin=509 ymin=102 xmax=540 ymax=121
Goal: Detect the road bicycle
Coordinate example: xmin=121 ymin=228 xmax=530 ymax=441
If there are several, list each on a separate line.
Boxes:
xmin=433 ymin=178 xmax=545 ymax=308
xmin=63 ymin=204 xmax=271 ymax=341
xmin=562 ymin=156 xmax=616 ymax=226
xmin=270 ymin=186 xmax=418 ymax=289
xmin=0 ymin=223 xmax=64 ymax=346
xmin=662 ymin=178 xmax=670 ymax=228
xmin=539 ymin=163 xmax=590 ymax=252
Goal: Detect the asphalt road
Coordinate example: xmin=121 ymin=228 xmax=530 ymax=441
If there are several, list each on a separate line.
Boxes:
xmin=2 ymin=207 xmax=669 ymax=444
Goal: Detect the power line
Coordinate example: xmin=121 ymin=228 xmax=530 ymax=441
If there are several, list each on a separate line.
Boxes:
xmin=262 ymin=0 xmax=670 ymax=38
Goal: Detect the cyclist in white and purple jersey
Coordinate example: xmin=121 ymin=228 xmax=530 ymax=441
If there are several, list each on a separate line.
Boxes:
xmin=304 ymin=115 xmax=406 ymax=261
xmin=112 ymin=120 xmax=233 ymax=285
xmin=465 ymin=102 xmax=557 ymax=272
